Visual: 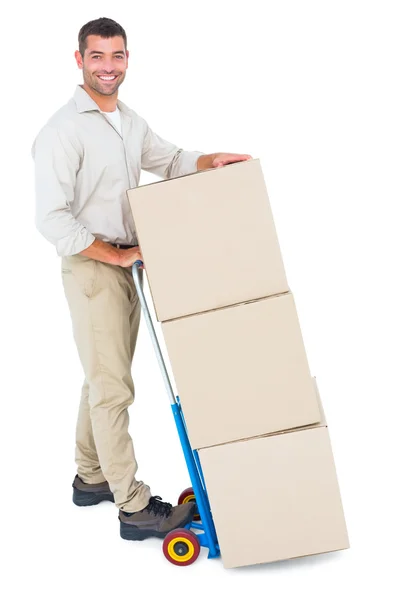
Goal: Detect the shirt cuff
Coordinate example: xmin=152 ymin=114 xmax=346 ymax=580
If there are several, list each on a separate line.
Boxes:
xmin=168 ymin=149 xmax=205 ymax=179
xmin=56 ymin=229 xmax=96 ymax=257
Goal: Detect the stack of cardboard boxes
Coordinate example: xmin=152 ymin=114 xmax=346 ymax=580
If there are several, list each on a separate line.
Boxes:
xmin=127 ymin=159 xmax=349 ymax=568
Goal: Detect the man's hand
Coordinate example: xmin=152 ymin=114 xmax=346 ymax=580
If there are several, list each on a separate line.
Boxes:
xmin=197 ymin=153 xmax=253 ymax=171
xmin=80 ymin=239 xmax=144 ymax=268
xmin=212 ymin=153 xmax=253 ymax=168
xmin=117 ymin=246 xmax=144 ymax=268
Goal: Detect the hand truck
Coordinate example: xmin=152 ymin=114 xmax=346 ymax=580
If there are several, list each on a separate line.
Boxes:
xmin=132 ymin=260 xmax=220 ymax=566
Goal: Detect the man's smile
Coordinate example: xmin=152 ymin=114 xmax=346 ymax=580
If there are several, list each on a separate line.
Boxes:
xmin=97 ymin=74 xmax=118 ymax=82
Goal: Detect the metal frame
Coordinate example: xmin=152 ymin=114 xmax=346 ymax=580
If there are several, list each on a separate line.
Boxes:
xmin=132 ymin=260 xmax=220 ymax=560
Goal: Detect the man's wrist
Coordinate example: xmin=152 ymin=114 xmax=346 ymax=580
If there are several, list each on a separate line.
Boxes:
xmin=80 ymin=238 xmax=122 ymax=266
xmin=109 ymin=247 xmax=122 ymax=266
xmin=197 ymin=153 xmax=217 ymax=171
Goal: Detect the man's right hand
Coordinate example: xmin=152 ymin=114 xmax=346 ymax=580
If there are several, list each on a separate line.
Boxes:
xmin=80 ymin=239 xmax=144 ymax=268
xmin=117 ymin=246 xmax=144 ymax=268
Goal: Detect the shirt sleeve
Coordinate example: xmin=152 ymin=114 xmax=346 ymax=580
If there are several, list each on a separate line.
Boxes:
xmin=140 ymin=119 xmax=204 ymax=179
xmin=31 ymin=125 xmax=95 ymax=256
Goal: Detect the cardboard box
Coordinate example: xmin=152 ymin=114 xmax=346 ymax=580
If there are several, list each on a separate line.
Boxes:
xmin=199 ymin=384 xmax=349 ymax=568
xmin=162 ymin=292 xmax=321 ymax=449
xmin=127 ymin=159 xmax=288 ymax=321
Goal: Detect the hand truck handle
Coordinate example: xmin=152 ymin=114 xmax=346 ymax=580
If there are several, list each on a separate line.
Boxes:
xmin=132 ymin=260 xmax=177 ymax=405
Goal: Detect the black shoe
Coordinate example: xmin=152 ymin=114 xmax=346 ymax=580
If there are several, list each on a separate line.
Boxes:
xmin=119 ymin=496 xmax=195 ymax=541
xmin=72 ymin=474 xmax=114 ymax=506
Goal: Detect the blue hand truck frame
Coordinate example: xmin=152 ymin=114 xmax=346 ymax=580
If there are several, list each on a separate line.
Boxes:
xmin=132 ymin=260 xmax=220 ymax=561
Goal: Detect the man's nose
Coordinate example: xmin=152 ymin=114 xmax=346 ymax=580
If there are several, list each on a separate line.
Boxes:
xmin=103 ymin=59 xmax=116 ymax=73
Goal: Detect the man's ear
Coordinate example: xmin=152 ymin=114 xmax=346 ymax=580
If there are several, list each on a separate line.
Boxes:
xmin=126 ymin=49 xmax=129 ymax=67
xmin=75 ymin=50 xmax=83 ymax=70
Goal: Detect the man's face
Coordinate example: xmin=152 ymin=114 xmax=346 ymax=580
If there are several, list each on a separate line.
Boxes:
xmin=76 ymin=35 xmax=129 ymax=96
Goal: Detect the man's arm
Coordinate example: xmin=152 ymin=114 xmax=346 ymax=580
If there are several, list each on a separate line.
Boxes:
xmin=140 ymin=118 xmax=204 ymax=179
xmin=140 ymin=116 xmax=252 ymax=179
xmin=80 ymin=239 xmax=143 ymax=268
xmin=32 ymin=125 xmax=143 ymax=267
xmin=32 ymin=125 xmax=96 ymax=256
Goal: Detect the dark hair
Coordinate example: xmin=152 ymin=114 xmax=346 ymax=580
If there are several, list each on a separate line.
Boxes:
xmin=78 ymin=17 xmax=127 ymax=57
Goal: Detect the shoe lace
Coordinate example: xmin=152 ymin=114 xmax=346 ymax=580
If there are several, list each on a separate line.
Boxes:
xmin=146 ymin=496 xmax=173 ymax=518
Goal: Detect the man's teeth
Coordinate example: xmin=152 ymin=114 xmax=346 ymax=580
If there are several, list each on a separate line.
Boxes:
xmin=99 ymin=76 xmax=116 ymax=80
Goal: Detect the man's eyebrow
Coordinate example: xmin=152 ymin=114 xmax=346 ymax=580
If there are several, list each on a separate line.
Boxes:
xmin=88 ymin=50 xmax=126 ymax=55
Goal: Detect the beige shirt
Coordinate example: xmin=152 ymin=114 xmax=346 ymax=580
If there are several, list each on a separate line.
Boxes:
xmin=31 ymin=85 xmax=204 ymax=256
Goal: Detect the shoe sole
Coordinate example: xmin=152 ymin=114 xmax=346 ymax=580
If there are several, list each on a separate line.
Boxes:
xmin=120 ymin=511 xmax=195 ymax=541
xmin=73 ymin=489 xmax=114 ymax=507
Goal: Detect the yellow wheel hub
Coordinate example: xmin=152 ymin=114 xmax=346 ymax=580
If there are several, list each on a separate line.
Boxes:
xmin=167 ymin=537 xmax=195 ymax=562
xmin=182 ymin=495 xmax=195 ymax=504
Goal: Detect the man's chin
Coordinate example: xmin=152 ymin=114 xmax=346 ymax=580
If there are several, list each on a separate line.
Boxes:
xmin=99 ymin=87 xmax=119 ymax=96
xmin=91 ymin=82 xmax=120 ymax=97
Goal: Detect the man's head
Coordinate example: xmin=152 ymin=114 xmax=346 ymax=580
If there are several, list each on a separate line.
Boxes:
xmin=75 ymin=18 xmax=128 ymax=97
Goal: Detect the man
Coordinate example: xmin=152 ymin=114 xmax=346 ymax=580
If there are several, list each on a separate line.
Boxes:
xmin=32 ymin=17 xmax=252 ymax=542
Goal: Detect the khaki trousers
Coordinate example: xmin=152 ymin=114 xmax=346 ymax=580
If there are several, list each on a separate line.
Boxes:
xmin=61 ymin=254 xmax=151 ymax=512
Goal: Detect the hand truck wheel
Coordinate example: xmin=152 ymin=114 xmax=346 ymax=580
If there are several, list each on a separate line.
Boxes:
xmin=178 ymin=487 xmax=200 ymax=521
xmin=163 ymin=528 xmax=201 ymax=566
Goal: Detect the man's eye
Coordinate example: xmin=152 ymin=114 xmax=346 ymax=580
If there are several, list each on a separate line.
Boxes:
xmin=92 ymin=56 xmax=100 ymax=59
xmin=116 ymin=55 xmax=124 ymax=59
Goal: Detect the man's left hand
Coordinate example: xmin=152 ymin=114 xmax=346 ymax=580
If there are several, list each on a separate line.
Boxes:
xmin=212 ymin=153 xmax=253 ymax=168
xmin=197 ymin=153 xmax=253 ymax=171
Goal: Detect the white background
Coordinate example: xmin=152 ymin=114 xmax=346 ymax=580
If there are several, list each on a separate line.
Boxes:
xmin=2 ymin=0 xmax=400 ymax=598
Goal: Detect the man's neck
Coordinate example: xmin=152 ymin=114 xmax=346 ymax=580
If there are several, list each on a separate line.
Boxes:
xmin=81 ymin=83 xmax=118 ymax=112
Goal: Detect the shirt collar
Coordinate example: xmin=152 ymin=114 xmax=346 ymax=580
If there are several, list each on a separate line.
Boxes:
xmin=73 ymin=84 xmax=130 ymax=117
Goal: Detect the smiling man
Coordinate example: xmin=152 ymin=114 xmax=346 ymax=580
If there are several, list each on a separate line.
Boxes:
xmin=31 ymin=17 xmax=251 ymax=543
